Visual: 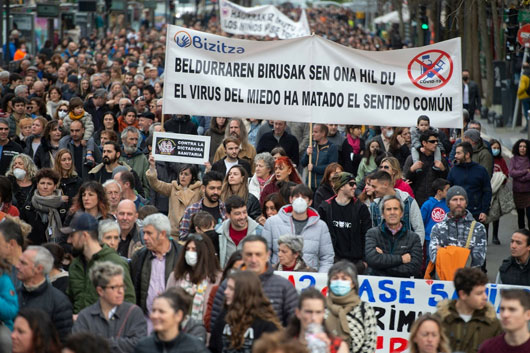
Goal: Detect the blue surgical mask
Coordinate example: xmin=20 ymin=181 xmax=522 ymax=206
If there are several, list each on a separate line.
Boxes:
xmin=492 ymin=149 xmax=500 ymax=157
xmin=329 ymin=280 xmax=352 ymax=296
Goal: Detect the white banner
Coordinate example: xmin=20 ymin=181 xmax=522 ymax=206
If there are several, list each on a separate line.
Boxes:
xmin=152 ymin=132 xmax=210 ymax=164
xmin=163 ymin=25 xmax=463 ymax=128
xmin=276 ymin=272 xmax=521 ymax=352
xmin=219 ymin=0 xmax=310 ymax=39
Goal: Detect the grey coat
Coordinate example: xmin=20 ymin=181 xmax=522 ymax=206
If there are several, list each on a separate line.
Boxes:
xmin=73 ymin=301 xmax=147 ymax=353
xmin=218 ymin=217 xmax=263 ymax=268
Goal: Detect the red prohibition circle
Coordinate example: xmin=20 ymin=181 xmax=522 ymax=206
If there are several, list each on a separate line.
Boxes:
xmin=407 ymin=49 xmax=454 ymax=91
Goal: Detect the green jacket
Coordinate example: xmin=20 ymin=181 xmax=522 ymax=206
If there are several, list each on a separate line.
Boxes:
xmin=67 ymin=245 xmax=136 ymax=314
xmin=435 ymin=299 xmax=502 ymax=353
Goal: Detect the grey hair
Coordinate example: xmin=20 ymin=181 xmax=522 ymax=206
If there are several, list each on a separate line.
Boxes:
xmin=134 ymin=74 xmax=145 ymax=81
xmin=0 ymin=118 xmax=9 ymax=127
xmin=102 ymin=179 xmax=122 ymax=192
xmin=14 ymin=85 xmax=27 ymax=95
xmin=98 ymin=219 xmax=121 ymax=243
xmin=26 ymin=245 xmax=54 ymax=275
xmin=327 ymin=260 xmax=359 ymax=294
xmin=143 ymin=213 xmax=171 ymax=235
xmin=6 ymin=153 xmax=38 ymax=180
xmin=89 ymin=261 xmax=124 ymax=289
xmin=0 ymin=71 xmax=9 ymax=79
xmin=121 ymin=126 xmax=140 ymax=140
xmin=149 ymin=122 xmax=161 ymax=136
xmin=90 ymin=73 xmax=101 ymax=84
xmin=254 ymin=152 xmax=275 ymax=172
xmin=278 ymin=234 xmax=303 ymax=256
xmin=380 ymin=194 xmax=404 ymax=213
xmin=224 ymin=118 xmax=248 ymax=145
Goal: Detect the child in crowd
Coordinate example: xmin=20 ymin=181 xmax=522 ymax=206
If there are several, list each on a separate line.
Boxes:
xmin=420 ymin=178 xmax=450 ymax=264
xmin=410 ymin=115 xmax=443 ymax=171
xmin=62 ymin=97 xmax=95 ymax=148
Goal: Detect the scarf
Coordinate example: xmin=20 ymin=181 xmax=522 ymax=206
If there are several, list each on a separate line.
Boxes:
xmin=325 ymin=290 xmax=361 ymax=345
xmin=347 ymin=134 xmax=361 ymax=154
xmin=31 ymin=189 xmax=64 ymax=242
xmin=177 ymin=274 xmax=210 ymax=321
xmin=69 ymin=111 xmax=84 ymax=120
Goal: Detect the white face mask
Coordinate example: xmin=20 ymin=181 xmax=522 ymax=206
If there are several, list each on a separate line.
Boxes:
xmin=13 ymin=168 xmax=26 ymax=180
xmin=185 ymin=251 xmax=197 ymax=267
xmin=58 ymin=111 xmax=68 ymax=119
xmin=385 ymin=129 xmax=394 ymax=138
xmin=292 ymin=197 xmax=308 ymax=214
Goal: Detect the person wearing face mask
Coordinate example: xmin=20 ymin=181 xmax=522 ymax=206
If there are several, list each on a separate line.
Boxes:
xmin=324 ymin=260 xmax=377 ymax=353
xmin=462 ymin=69 xmax=481 ymax=120
xmin=263 ymin=184 xmax=334 ymax=273
xmin=373 ymin=126 xmax=394 ymax=153
xmin=166 ymin=234 xmax=221 ymax=325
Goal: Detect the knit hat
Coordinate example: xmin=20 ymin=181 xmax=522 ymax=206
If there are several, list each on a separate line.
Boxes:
xmin=332 ymin=172 xmax=355 ymax=193
xmin=463 ymin=129 xmax=481 ymax=143
xmin=446 ymin=185 xmax=468 ymax=205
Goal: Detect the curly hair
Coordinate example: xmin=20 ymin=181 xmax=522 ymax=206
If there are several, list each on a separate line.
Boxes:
xmin=220 ymin=165 xmax=250 ymax=203
xmin=6 ymin=153 xmax=38 ymax=180
xmin=225 ymin=271 xmax=281 ymax=349
xmin=171 ymin=233 xmax=220 ymax=284
xmin=69 ymin=181 xmax=109 ymax=218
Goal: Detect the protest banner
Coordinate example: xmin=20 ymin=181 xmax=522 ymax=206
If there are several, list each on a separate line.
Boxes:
xmin=163 ymin=25 xmax=463 ymax=128
xmin=152 ymin=132 xmax=210 ymax=164
xmin=219 ymin=0 xmax=310 ymax=39
xmin=276 ymin=272 xmax=523 ymax=352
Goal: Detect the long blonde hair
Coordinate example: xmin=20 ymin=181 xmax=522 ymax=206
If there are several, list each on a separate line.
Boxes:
xmin=53 ymin=149 xmax=78 ymax=179
xmin=409 ymin=314 xmax=451 ymax=353
xmin=220 ymin=165 xmax=250 ymax=203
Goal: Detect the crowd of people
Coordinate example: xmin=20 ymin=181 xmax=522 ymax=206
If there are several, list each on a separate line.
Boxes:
xmin=0 ymin=5 xmax=530 ymax=353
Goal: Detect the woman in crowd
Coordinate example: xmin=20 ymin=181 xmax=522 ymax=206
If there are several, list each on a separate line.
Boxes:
xmin=285 ymin=288 xmax=348 ymax=353
xmin=260 ymin=156 xmax=303 ymax=205
xmin=355 ymin=139 xmax=381 ymax=184
xmin=135 ymin=290 xmax=208 ymax=353
xmin=340 ymin=125 xmax=365 ymax=176
xmin=23 ymin=116 xmax=47 ymax=158
xmin=379 ymin=156 xmax=415 ymax=198
xmin=271 ymin=147 xmax=287 ymax=160
xmin=67 ymin=181 xmax=111 ymax=223
xmin=220 ymin=165 xmax=261 ymax=220
xmin=408 ymin=313 xmax=451 ymax=353
xmin=273 ymin=235 xmax=315 ymax=272
xmin=358 ymin=173 xmax=377 ymax=207
xmin=249 ymin=152 xmax=275 ymax=200
xmin=154 ymin=82 xmax=163 ymax=98
xmin=257 ymin=193 xmax=284 ymax=226
xmin=79 ymin=78 xmax=92 ymax=100
xmin=209 ymin=270 xmax=281 ymax=353
xmin=509 ymin=138 xmax=530 ymax=229
xmin=53 ymin=149 xmax=83 ymax=209
xmin=35 ymin=120 xmax=63 ymax=169
xmin=0 ymin=176 xmax=19 ymax=216
xmin=388 ymin=127 xmax=411 ymax=167
xmin=488 ymin=138 xmax=511 ymax=245
xmin=325 ymin=260 xmax=377 ymax=353
xmin=0 ymin=258 xmax=17 ymax=337
xmin=29 ymin=97 xmax=50 ymax=120
xmin=7 ymin=154 xmax=37 ymax=208
xmin=98 ymin=219 xmax=121 ymax=252
xmin=313 ymin=163 xmax=344 ymax=208
xmin=94 ymin=111 xmax=120 ymax=146
xmin=11 ymin=308 xmax=62 ymax=353
xmin=147 ymin=156 xmax=202 ymax=237
xmin=15 ymin=117 xmax=33 ymax=148
xmin=205 ymin=117 xmax=228 ymax=163
xmin=20 ymin=168 xmax=68 ymax=245
xmin=53 ymin=102 xmax=69 ymax=122
xmin=46 ymin=86 xmax=67 ymax=118
xmin=166 ymin=234 xmax=221 ymax=324
xmin=42 ymin=243 xmax=69 ymax=294
xmin=129 ymin=85 xmax=139 ymax=102
xmin=190 ymin=212 xmax=219 ymax=257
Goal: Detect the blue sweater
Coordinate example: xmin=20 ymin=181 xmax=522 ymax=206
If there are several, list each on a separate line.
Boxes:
xmin=421 ymin=197 xmax=449 ymax=241
xmin=448 ymin=161 xmax=492 ymax=217
xmin=0 ymin=273 xmax=18 ymax=330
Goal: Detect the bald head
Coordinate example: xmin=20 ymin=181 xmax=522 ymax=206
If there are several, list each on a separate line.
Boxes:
xmin=116 ymin=199 xmax=138 ymax=234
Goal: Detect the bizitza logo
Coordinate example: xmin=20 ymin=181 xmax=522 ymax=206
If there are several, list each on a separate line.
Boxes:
xmin=174 ymin=31 xmax=192 ymax=48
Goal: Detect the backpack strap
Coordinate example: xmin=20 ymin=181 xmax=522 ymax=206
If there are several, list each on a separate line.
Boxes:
xmin=116 ymin=304 xmax=136 ymax=338
xmin=465 ymin=221 xmax=476 ymax=249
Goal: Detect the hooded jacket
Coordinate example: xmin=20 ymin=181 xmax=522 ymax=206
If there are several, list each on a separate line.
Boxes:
xmin=509 ymin=155 xmax=530 ymax=193
xmin=429 ymin=211 xmax=487 ymax=268
xmin=447 ymin=161 xmax=492 ymax=217
xmin=436 ymin=299 xmax=502 ymax=353
xmin=471 ymin=140 xmax=494 ymax=177
xmin=262 ymin=205 xmax=334 ymax=272
xmin=218 ymin=216 xmax=263 ymax=267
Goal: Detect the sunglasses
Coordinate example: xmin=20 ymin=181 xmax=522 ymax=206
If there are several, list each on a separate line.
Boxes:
xmin=427 ymin=139 xmax=438 ymax=144
xmin=58 ymin=109 xmax=68 ymax=113
xmin=348 ymin=181 xmax=356 ymax=187
xmin=380 ymin=165 xmax=391 ymax=170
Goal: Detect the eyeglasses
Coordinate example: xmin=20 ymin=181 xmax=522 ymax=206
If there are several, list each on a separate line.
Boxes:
xmin=348 ymin=181 xmax=356 ymax=187
xmin=380 ymin=165 xmax=391 ymax=170
xmin=104 ymin=284 xmax=125 ymax=291
xmin=427 ymin=139 xmax=438 ymax=144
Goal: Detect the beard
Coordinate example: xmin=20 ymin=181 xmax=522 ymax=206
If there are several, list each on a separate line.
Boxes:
xmin=123 ymin=144 xmax=136 ymax=155
xmin=103 ymin=156 xmax=115 ymax=165
xmin=71 ymin=245 xmax=84 ymax=258
xmin=205 ymin=193 xmax=219 ymax=203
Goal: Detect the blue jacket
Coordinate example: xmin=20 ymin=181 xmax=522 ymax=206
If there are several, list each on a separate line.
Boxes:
xmin=447 ymin=161 xmax=492 ymax=217
xmin=420 ymin=197 xmax=449 ymax=241
xmin=300 ymin=140 xmax=338 ymax=189
xmin=0 ymin=273 xmax=18 ymax=330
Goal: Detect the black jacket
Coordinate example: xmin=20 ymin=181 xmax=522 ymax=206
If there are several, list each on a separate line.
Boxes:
xmin=0 ymin=139 xmax=23 ymax=175
xmin=318 ymin=195 xmax=372 ymax=263
xmin=34 ymin=138 xmax=58 ymax=169
xmin=313 ymin=183 xmax=335 ymax=210
xmin=256 ymin=131 xmax=300 ymax=166
xmin=339 ymin=138 xmax=365 ymax=176
xmin=211 ymin=157 xmax=252 ymax=177
xmin=134 ymin=332 xmax=208 ymax=353
xmin=84 ymin=99 xmax=110 ymax=132
xmin=164 ymin=116 xmax=198 ymax=135
xmin=17 ymin=281 xmax=73 ymax=341
xmin=59 ymin=175 xmax=83 ymax=209
xmin=499 ymin=256 xmax=530 ymax=286
xmin=19 ymin=196 xmax=69 ymax=246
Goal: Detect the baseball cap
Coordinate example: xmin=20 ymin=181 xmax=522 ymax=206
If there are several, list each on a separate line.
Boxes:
xmin=60 ymin=212 xmax=98 ymax=234
xmin=27 ymin=66 xmax=38 ymax=72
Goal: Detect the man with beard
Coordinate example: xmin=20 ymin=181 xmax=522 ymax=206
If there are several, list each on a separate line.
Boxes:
xmin=63 ymin=212 xmax=135 ymax=314
xmin=119 ymin=126 xmax=150 ymax=194
xmin=89 ymin=141 xmax=126 ymax=184
xmin=209 ymin=137 xmax=251 ymax=176
xmin=179 ymin=171 xmax=227 ymax=241
xmin=429 ymin=186 xmax=487 ymax=268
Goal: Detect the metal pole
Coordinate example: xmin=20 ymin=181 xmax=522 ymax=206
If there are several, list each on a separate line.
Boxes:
xmin=6 ymin=0 xmax=10 ymax=63
xmin=512 ymin=45 xmax=529 ymax=129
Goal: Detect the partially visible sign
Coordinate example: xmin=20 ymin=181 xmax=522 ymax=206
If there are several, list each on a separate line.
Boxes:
xmin=517 ymin=23 xmax=530 ymax=46
xmin=152 ymin=132 xmax=210 ymax=164
xmin=37 ymin=4 xmax=60 ymax=18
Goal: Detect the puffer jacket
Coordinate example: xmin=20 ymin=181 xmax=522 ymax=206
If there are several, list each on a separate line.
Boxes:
xmin=429 ymin=211 xmax=487 ymax=268
xmin=209 ymin=265 xmax=298 ymax=328
xmin=365 ymin=222 xmax=422 ymax=278
xmin=369 ymin=189 xmax=425 ymax=244
xmin=63 ymin=111 xmax=95 ymax=141
xmin=68 ymin=245 xmax=136 ymax=314
xmin=218 ymin=217 xmax=263 ymax=267
xmin=262 ymin=205 xmax=335 ymax=273
xmin=509 ymin=155 xmax=530 ymax=193
xmin=134 ymin=332 xmax=208 ymax=353
xmin=146 ymin=168 xmax=202 ymax=237
xmin=498 ymin=255 xmax=530 ymax=286
xmin=447 ymin=161 xmax=492 ymax=218
xmin=0 ymin=273 xmax=18 ymax=330
xmin=435 ymin=299 xmax=502 ymax=353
